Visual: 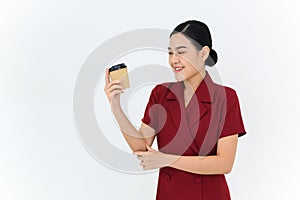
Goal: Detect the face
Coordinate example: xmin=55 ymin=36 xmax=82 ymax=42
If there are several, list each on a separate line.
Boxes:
xmin=168 ymin=33 xmax=209 ymax=82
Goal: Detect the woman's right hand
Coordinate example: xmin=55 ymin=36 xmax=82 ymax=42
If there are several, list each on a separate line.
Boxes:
xmin=104 ymin=68 xmax=126 ymax=108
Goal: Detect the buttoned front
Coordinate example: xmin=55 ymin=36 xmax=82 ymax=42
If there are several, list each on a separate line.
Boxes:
xmin=163 ymin=173 xmax=171 ymax=181
xmin=194 ymin=176 xmax=203 ymax=184
xmin=141 ymin=70 xmax=246 ymax=200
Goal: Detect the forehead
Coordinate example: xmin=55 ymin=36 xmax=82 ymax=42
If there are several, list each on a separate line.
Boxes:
xmin=168 ymin=33 xmax=194 ymax=49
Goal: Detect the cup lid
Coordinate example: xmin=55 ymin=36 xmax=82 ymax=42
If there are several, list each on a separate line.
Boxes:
xmin=109 ymin=63 xmax=127 ymax=72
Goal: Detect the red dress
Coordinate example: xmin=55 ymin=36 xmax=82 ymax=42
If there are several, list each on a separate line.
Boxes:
xmin=141 ymin=70 xmax=247 ymax=200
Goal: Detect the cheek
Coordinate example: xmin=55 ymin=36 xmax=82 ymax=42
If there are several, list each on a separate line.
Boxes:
xmin=183 ymin=63 xmax=201 ymax=78
xmin=182 ymin=56 xmax=201 ymax=70
xmin=180 ymin=55 xmax=197 ymax=66
xmin=185 ymin=67 xmax=197 ymax=76
xmin=182 ymin=60 xmax=198 ymax=72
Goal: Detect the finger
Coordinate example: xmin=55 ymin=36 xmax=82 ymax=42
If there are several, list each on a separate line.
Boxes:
xmin=133 ymin=151 xmax=147 ymax=156
xmin=143 ymin=165 xmax=150 ymax=170
xmin=110 ymin=90 xmax=123 ymax=97
xmin=136 ymin=156 xmax=142 ymax=161
xmin=140 ymin=161 xmax=145 ymax=166
xmin=105 ymin=68 xmax=110 ymax=86
xmin=146 ymin=142 xmax=155 ymax=152
xmin=145 ymin=166 xmax=154 ymax=170
xmin=133 ymin=151 xmax=143 ymax=155
xmin=107 ymin=85 xmax=125 ymax=93
xmin=110 ymin=79 xmax=122 ymax=84
xmin=105 ymin=85 xmax=125 ymax=97
xmin=140 ymin=160 xmax=147 ymax=165
xmin=109 ymin=89 xmax=125 ymax=96
xmin=106 ymin=79 xmax=123 ymax=90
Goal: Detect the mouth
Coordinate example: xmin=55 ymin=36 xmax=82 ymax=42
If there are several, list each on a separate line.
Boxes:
xmin=173 ymin=66 xmax=185 ymax=73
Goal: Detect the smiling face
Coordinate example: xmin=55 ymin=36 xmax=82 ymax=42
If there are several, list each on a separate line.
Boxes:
xmin=168 ymin=32 xmax=209 ymax=82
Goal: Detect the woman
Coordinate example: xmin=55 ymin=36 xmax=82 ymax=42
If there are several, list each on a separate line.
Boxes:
xmin=104 ymin=20 xmax=246 ymax=200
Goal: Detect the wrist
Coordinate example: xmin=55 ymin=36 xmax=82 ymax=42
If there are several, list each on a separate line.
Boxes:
xmin=165 ymin=153 xmax=179 ymax=168
xmin=111 ymin=102 xmax=122 ymax=113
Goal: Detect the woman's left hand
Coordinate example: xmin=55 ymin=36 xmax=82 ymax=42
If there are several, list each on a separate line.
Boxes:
xmin=133 ymin=142 xmax=178 ymax=170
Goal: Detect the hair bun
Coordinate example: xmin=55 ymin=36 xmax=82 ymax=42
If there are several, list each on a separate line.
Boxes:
xmin=205 ymin=48 xmax=218 ymax=67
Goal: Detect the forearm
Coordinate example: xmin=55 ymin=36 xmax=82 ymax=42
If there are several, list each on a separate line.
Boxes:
xmin=167 ymin=154 xmax=232 ymax=175
xmin=111 ymin=105 xmax=147 ymax=152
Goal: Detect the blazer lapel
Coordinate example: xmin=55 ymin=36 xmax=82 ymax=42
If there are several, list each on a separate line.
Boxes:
xmin=164 ymin=82 xmax=182 ymax=131
xmin=163 ymin=81 xmax=199 ymax=154
xmin=185 ymin=95 xmax=208 ymax=129
xmin=186 ymin=71 xmax=214 ymax=129
xmin=161 ymin=71 xmax=216 ymax=155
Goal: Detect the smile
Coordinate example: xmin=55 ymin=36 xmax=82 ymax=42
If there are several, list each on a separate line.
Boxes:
xmin=174 ymin=66 xmax=185 ymax=72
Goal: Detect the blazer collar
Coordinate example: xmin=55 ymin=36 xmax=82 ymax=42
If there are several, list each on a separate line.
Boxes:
xmin=165 ymin=70 xmax=215 ymax=103
xmin=161 ymin=71 xmax=216 ymax=154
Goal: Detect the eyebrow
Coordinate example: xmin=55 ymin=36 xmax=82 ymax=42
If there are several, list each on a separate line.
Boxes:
xmin=167 ymin=46 xmax=188 ymax=50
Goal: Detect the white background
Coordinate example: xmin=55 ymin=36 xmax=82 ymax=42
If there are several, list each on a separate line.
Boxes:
xmin=1 ymin=0 xmax=300 ymax=199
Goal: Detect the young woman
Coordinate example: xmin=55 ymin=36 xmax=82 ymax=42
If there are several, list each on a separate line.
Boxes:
xmin=104 ymin=20 xmax=246 ymax=200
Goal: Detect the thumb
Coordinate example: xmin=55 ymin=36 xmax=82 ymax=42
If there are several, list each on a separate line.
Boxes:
xmin=146 ymin=142 xmax=155 ymax=152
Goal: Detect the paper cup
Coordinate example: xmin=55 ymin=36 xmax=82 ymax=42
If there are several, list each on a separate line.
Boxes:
xmin=109 ymin=63 xmax=130 ymax=88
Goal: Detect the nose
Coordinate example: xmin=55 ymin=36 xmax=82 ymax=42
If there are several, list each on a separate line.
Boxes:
xmin=169 ymin=53 xmax=180 ymax=65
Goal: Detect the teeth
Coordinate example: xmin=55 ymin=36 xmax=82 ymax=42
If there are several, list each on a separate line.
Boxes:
xmin=175 ymin=67 xmax=184 ymax=70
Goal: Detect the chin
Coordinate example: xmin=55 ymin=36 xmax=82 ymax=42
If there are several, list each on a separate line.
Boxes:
xmin=174 ymin=74 xmax=186 ymax=82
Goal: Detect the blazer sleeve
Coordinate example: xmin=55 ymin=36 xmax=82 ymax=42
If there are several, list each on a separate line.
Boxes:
xmin=219 ymin=87 xmax=247 ymax=139
xmin=141 ymin=85 xmax=160 ymax=131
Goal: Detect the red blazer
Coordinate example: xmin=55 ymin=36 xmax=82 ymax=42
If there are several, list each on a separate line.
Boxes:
xmin=141 ymin=70 xmax=246 ymax=200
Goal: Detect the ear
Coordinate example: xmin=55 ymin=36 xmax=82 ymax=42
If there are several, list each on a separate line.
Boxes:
xmin=199 ymin=46 xmax=210 ymax=62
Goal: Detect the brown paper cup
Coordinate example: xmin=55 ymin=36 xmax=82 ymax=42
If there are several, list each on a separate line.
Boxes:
xmin=109 ymin=65 xmax=130 ymax=88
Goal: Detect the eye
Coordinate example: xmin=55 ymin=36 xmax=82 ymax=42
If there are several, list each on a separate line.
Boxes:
xmin=168 ymin=52 xmax=173 ymax=55
xmin=178 ymin=52 xmax=185 ymax=54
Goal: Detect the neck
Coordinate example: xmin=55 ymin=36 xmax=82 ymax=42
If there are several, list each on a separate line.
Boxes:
xmin=183 ymin=69 xmax=206 ymax=94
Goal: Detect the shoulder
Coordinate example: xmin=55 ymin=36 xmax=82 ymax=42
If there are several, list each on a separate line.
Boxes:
xmin=151 ymin=81 xmax=177 ymax=94
xmin=147 ymin=81 xmax=178 ymax=103
xmin=213 ymin=83 xmax=239 ymax=102
xmin=224 ymin=86 xmax=238 ymax=99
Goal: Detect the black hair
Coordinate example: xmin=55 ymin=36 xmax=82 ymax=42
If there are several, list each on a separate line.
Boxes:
xmin=170 ymin=20 xmax=218 ymax=67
